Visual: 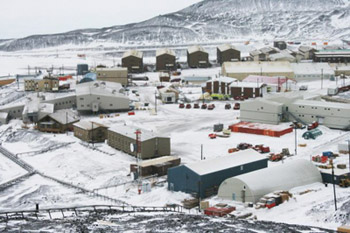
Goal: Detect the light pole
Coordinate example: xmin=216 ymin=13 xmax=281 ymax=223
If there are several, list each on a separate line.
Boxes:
xmin=321 ymin=68 xmax=324 ymax=89
xmin=91 ymin=121 xmax=94 ymax=147
xmin=293 ymin=122 xmax=298 ymax=156
xmin=155 ymin=91 xmax=157 ymax=114
xmin=135 ymin=129 xmax=142 ymax=194
xmin=330 ymin=159 xmax=338 ymax=211
xmin=347 ymin=139 xmax=350 ymax=173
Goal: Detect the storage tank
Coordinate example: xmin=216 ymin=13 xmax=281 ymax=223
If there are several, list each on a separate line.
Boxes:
xmin=77 ymin=64 xmax=89 ymax=76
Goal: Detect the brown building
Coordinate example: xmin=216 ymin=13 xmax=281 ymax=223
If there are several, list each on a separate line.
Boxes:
xmin=159 ymin=72 xmax=170 ymax=82
xmin=122 ymin=50 xmax=143 ymax=73
xmin=107 ymin=125 xmax=171 ymax=159
xmin=37 ymin=109 xmax=80 ymax=133
xmin=96 ymin=67 xmax=128 ymax=86
xmin=73 ymin=121 xmax=109 ymax=143
xmin=229 ymin=82 xmax=267 ymax=99
xmin=156 ymin=49 xmax=176 ymax=71
xmin=217 ymin=44 xmax=241 ymax=65
xmin=187 ymin=46 xmax=209 ymax=68
xmin=25 ymin=77 xmax=59 ymax=92
xmin=205 ymin=77 xmax=237 ymax=95
xmin=130 ymin=156 xmax=181 ymax=177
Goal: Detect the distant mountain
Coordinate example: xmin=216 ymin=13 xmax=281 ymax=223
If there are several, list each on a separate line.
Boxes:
xmin=1 ymin=0 xmax=350 ymax=51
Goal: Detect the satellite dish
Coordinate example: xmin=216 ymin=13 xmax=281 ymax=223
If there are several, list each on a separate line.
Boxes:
xmin=130 ymin=143 xmax=135 ymax=152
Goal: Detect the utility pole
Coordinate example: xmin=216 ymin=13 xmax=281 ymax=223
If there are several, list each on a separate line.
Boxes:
xmin=294 ymin=125 xmax=297 ymax=156
xmin=347 ymin=139 xmax=350 ymax=173
xmin=201 ymin=144 xmax=203 ymax=160
xmin=135 ymin=129 xmax=142 ymax=194
xmin=66 ymin=111 xmax=68 ymax=136
xmin=91 ymin=121 xmax=94 ymax=147
xmin=321 ymin=68 xmax=324 ymax=89
xmin=155 ymin=91 xmax=157 ymax=114
xmin=331 ymin=159 xmax=337 ymax=211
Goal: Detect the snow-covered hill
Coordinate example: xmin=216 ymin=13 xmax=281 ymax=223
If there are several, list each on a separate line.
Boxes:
xmin=1 ymin=0 xmax=350 ymax=51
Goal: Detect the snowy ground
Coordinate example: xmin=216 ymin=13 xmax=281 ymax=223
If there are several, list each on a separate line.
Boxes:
xmin=0 ymin=48 xmax=350 ymax=231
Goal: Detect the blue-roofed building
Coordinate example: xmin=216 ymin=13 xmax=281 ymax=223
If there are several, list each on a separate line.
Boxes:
xmin=167 ymin=149 xmax=268 ymax=198
xmin=79 ymin=72 xmax=97 ymax=84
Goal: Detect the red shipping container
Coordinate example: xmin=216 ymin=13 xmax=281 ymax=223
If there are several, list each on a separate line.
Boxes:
xmin=204 ymin=207 xmax=236 ymax=217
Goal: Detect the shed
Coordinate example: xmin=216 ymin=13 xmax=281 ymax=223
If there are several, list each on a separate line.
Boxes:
xmin=122 ymin=50 xmax=143 ymax=73
xmin=130 ymin=156 xmax=181 ymax=177
xmin=218 ymin=160 xmax=322 ymax=203
xmin=167 ymin=149 xmax=268 ymax=198
xmin=217 ymin=44 xmax=241 ymax=65
xmin=73 ymin=121 xmax=109 ymax=143
xmin=187 ymin=46 xmax=209 ymax=68
xmin=156 ymin=49 xmax=176 ymax=71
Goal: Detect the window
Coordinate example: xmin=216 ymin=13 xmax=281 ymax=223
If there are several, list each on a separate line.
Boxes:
xmin=80 ymin=98 xmax=84 ymax=100
xmin=81 ymin=105 xmax=84 ymax=107
xmin=110 ymin=104 xmax=113 ymax=107
xmin=240 ymin=165 xmax=244 ymax=171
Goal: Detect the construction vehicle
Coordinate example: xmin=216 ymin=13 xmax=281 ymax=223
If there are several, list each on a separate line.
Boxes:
xmin=340 ymin=177 xmax=350 ymax=188
xmin=307 ymin=121 xmax=319 ymax=130
xmin=237 ymin=143 xmax=252 ymax=150
xmin=256 ymin=191 xmax=292 ymax=209
xmin=254 ymin=145 xmax=270 ymax=154
xmin=269 ymin=153 xmax=284 ymax=162
xmin=290 ymin=121 xmax=305 ymax=129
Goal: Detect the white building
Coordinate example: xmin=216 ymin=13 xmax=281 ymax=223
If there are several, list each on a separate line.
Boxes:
xmin=158 ymin=87 xmax=179 ymax=104
xmin=240 ymin=99 xmax=283 ymax=125
xmin=76 ymin=81 xmax=130 ymax=113
xmin=218 ymin=160 xmax=322 ymax=203
xmin=291 ymin=63 xmax=335 ymax=81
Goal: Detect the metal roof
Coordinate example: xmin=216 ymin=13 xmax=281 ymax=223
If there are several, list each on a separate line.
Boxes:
xmin=292 ymin=99 xmax=350 ymax=109
xmin=229 ymin=82 xmax=265 ymax=88
xmin=48 ymin=109 xmax=80 ymax=125
xmin=122 ymin=50 xmax=143 ymax=59
xmin=244 ymin=75 xmax=288 ymax=85
xmin=207 ymin=76 xmax=237 ymax=84
xmin=108 ymin=125 xmax=168 ymax=142
xmin=223 ymin=61 xmax=294 ymax=74
xmin=137 ymin=156 xmax=179 ymax=168
xmin=156 ymin=48 xmax=175 ymax=57
xmin=76 ymin=81 xmax=128 ymax=99
xmin=291 ymin=63 xmax=334 ymax=75
xmin=187 ymin=45 xmax=207 ymax=55
xmin=73 ymin=121 xmax=108 ymax=130
xmin=183 ymin=76 xmax=211 ymax=82
xmin=299 ymin=46 xmax=316 ymax=53
xmin=185 ymin=149 xmax=266 ymax=176
xmin=217 ymin=44 xmax=238 ymax=52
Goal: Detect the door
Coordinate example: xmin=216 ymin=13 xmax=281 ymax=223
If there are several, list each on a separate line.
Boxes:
xmin=232 ymin=193 xmax=236 ymax=200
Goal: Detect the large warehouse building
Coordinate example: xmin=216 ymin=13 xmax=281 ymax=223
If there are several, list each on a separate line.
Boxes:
xmin=240 ymin=94 xmax=350 ymax=129
xmin=76 ymin=81 xmax=130 ymax=113
xmin=156 ymin=48 xmax=176 ymax=71
xmin=217 ymin=44 xmax=241 ymax=65
xmin=187 ymin=46 xmax=209 ymax=68
xmin=122 ymin=50 xmax=143 ymax=73
xmin=222 ymin=61 xmax=294 ymax=81
xmin=167 ymin=149 xmax=268 ymax=198
xmin=291 ymin=63 xmax=334 ymax=81
xmin=96 ymin=67 xmax=128 ymax=86
xmin=107 ymin=125 xmax=171 ymax=159
xmin=218 ymin=160 xmax=322 ymax=203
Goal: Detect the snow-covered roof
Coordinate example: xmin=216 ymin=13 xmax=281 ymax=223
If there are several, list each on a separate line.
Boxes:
xmin=291 ymin=63 xmax=334 ymax=75
xmin=122 ymin=50 xmax=143 ymax=59
xmin=95 ymin=67 xmax=128 ymax=72
xmin=76 ymin=81 xmax=127 ymax=99
xmin=156 ymin=48 xmax=175 ymax=57
xmin=229 ymin=82 xmax=265 ymax=88
xmin=223 ymin=62 xmax=294 ymax=74
xmin=315 ymin=49 xmax=350 ymax=55
xmin=24 ymin=101 xmax=54 ymax=115
xmin=249 ymin=50 xmax=262 ymax=56
xmin=269 ymin=53 xmax=295 ymax=62
xmin=217 ymin=44 xmax=238 ymax=52
xmin=0 ymin=112 xmax=8 ymax=119
xmin=218 ymin=159 xmax=322 ymax=203
xmin=73 ymin=121 xmax=108 ymax=130
xmin=299 ymin=46 xmax=316 ymax=53
xmin=108 ymin=125 xmax=168 ymax=142
xmin=260 ymin=47 xmax=279 ymax=54
xmin=207 ymin=76 xmax=237 ymax=84
xmin=185 ymin=149 xmax=266 ymax=176
xmin=243 ymin=75 xmax=288 ymax=85
xmin=48 ymin=109 xmax=80 ymax=125
xmin=137 ymin=156 xmax=179 ymax=168
xmin=183 ymin=76 xmax=211 ymax=82
xmin=188 ymin=45 xmax=207 ymax=54
xmin=292 ymin=99 xmax=350 ymax=109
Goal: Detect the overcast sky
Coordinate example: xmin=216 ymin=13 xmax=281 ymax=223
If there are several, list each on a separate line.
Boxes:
xmin=0 ymin=0 xmax=202 ymax=39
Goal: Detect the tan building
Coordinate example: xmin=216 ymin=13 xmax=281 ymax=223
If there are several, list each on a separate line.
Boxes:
xmin=107 ymin=125 xmax=171 ymax=159
xmin=25 ymin=77 xmax=59 ymax=92
xmin=37 ymin=109 xmax=80 ymax=133
xmin=122 ymin=50 xmax=143 ymax=73
xmin=96 ymin=67 xmax=128 ymax=86
xmin=217 ymin=44 xmax=241 ymax=65
xmin=156 ymin=49 xmax=176 ymax=71
xmin=222 ymin=61 xmax=295 ymax=81
xmin=130 ymin=156 xmax=181 ymax=177
xmin=73 ymin=121 xmax=109 ymax=143
xmin=187 ymin=46 xmax=209 ymax=68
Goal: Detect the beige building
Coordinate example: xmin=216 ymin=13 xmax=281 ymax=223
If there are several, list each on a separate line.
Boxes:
xmin=107 ymin=125 xmax=171 ymax=159
xmin=25 ymin=77 xmax=59 ymax=92
xmin=96 ymin=67 xmax=128 ymax=86
xmin=73 ymin=121 xmax=109 ymax=143
xmin=222 ymin=61 xmax=295 ymax=81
